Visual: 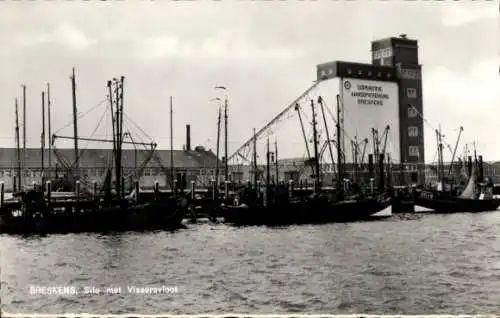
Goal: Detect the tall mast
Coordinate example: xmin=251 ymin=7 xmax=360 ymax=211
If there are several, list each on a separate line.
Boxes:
xmin=15 ymin=99 xmax=21 ymax=192
xmin=215 ymin=106 xmax=221 ymax=186
xmin=436 ymin=126 xmax=445 ymax=185
xmin=71 ymin=68 xmax=79 ymax=179
xmin=47 ymin=83 xmax=52 ymax=180
xmin=107 ymin=81 xmax=116 ymax=176
xmin=113 ymin=78 xmax=122 ymax=198
xmin=336 ymin=94 xmax=343 ymax=200
xmin=318 ymin=96 xmax=336 ymax=177
xmin=473 ymin=141 xmax=478 ymax=174
xmin=253 ymin=128 xmax=257 ymax=188
xmin=310 ymin=99 xmax=320 ymax=192
xmin=22 ymin=84 xmax=26 ymax=183
xmin=170 ymin=96 xmax=174 ymax=195
xmin=41 ymin=91 xmax=45 ymax=185
xmin=295 ymin=103 xmax=314 ymax=176
xmin=224 ymin=98 xmax=228 ymax=182
xmin=119 ymin=76 xmax=125 ymax=198
xmin=353 ymin=136 xmax=358 ymax=183
xmin=274 ymin=138 xmax=279 ymax=184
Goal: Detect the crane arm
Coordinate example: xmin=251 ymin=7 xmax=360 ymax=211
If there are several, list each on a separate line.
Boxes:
xmin=371 ymin=128 xmax=379 ymax=158
xmin=359 ymin=138 xmax=369 ymax=166
xmin=447 ymin=126 xmax=464 ymax=177
xmin=380 ymin=125 xmax=390 ymax=156
xmin=228 ymin=82 xmax=319 ymax=162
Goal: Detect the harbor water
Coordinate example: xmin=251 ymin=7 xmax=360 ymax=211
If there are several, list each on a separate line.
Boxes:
xmin=1 ymin=211 xmax=500 ymax=314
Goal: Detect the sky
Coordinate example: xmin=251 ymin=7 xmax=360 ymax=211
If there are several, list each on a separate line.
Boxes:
xmin=0 ymin=1 xmax=498 ymax=164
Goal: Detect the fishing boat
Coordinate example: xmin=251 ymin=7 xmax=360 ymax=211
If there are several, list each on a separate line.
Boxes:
xmin=414 ymin=167 xmax=500 ymax=213
xmin=0 ymin=73 xmax=187 ymax=234
xmin=222 ymin=95 xmax=391 ymax=226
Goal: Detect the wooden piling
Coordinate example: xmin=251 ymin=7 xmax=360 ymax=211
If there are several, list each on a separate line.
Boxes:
xmin=76 ymin=180 xmax=81 ymax=203
xmin=154 ymin=180 xmax=159 ymax=201
xmin=257 ymin=180 xmax=261 ymax=201
xmin=134 ymin=181 xmax=139 ymax=204
xmin=93 ymin=181 xmax=97 ymax=200
xmin=46 ymin=180 xmax=51 ymax=206
xmin=224 ymin=180 xmax=229 ymax=198
xmin=191 ymin=180 xmax=195 ymax=200
xmin=211 ymin=179 xmax=215 ymax=200
xmin=1 ymin=181 xmax=4 ymax=207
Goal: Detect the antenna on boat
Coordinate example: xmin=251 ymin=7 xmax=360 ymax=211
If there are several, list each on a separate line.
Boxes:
xmin=214 ymin=99 xmax=222 ymax=189
xmin=71 ymin=67 xmax=79 ymax=180
xmin=107 ymin=80 xmax=116 ymax=177
xmin=317 ymin=96 xmax=336 ymax=178
xmin=253 ymin=128 xmax=257 ymax=189
xmin=447 ymin=126 xmax=464 ymax=177
xmin=15 ymin=98 xmax=21 ymax=192
xmin=47 ymin=83 xmax=52 ymax=181
xmin=336 ymin=94 xmax=343 ymax=201
xmin=22 ymin=84 xmax=26 ymax=188
xmin=294 ymin=103 xmax=314 ymax=176
xmin=170 ymin=96 xmax=175 ymax=197
xmin=41 ymin=91 xmax=46 ymax=186
xmin=310 ymin=99 xmax=320 ymax=193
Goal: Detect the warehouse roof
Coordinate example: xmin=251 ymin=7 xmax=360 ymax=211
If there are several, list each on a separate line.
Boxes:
xmin=0 ymin=147 xmax=219 ymax=169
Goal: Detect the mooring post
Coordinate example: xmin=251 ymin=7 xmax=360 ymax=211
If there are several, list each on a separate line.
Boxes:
xmin=46 ymin=180 xmax=51 ymax=206
xmin=92 ymin=181 xmax=97 ymax=200
xmin=0 ymin=181 xmax=4 ymax=208
xmin=76 ymin=180 xmax=81 ymax=203
xmin=121 ymin=176 xmax=125 ymax=199
xmin=154 ymin=180 xmax=160 ymax=201
xmin=173 ymin=179 xmax=178 ymax=197
xmin=288 ymin=180 xmax=293 ymax=199
xmin=210 ymin=180 xmax=215 ymax=200
xmin=191 ymin=180 xmax=196 ymax=200
xmin=135 ymin=181 xmax=140 ymax=204
xmin=224 ymin=180 xmax=229 ymax=198
xmin=257 ymin=180 xmax=261 ymax=202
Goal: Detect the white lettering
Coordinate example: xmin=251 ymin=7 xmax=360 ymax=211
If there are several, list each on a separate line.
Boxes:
xmin=29 ymin=285 xmax=79 ymax=295
xmin=127 ymin=285 xmax=179 ymax=294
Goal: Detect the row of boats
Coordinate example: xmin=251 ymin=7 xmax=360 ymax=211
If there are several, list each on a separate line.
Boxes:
xmin=0 ymin=164 xmax=497 ymax=235
xmin=0 ymin=181 xmax=392 ymax=234
xmin=2 ymin=72 xmax=498 ymax=235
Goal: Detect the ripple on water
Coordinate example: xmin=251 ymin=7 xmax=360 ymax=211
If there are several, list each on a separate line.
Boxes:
xmin=2 ymin=213 xmax=500 ymax=314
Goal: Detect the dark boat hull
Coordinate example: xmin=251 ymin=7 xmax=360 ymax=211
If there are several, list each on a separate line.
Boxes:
xmin=222 ymin=195 xmax=391 ymax=226
xmin=311 ymin=196 xmax=392 ymax=223
xmin=0 ymin=199 xmax=185 ymax=234
xmin=414 ymin=196 xmax=500 ymax=213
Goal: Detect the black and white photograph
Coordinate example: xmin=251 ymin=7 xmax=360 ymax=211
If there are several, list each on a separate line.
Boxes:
xmin=0 ymin=0 xmax=499 ymax=316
